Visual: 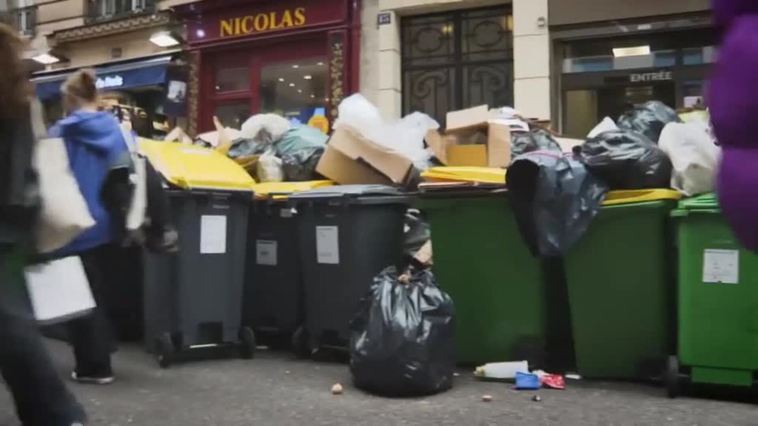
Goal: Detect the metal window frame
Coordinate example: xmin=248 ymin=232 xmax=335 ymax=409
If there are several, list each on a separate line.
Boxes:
xmin=400 ymin=4 xmax=514 ymax=121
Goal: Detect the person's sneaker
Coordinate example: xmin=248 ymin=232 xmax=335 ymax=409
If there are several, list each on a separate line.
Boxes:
xmin=70 ymin=371 xmax=115 ymax=385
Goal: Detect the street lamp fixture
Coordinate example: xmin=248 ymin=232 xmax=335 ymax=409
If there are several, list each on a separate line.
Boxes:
xmin=150 ymin=32 xmax=181 ymax=48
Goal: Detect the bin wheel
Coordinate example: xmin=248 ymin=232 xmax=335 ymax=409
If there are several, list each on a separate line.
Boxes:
xmin=239 ymin=327 xmax=256 ymax=359
xmin=665 ymin=355 xmax=680 ymax=398
xmin=155 ymin=333 xmax=175 ymax=369
xmin=291 ymin=326 xmax=310 ymax=359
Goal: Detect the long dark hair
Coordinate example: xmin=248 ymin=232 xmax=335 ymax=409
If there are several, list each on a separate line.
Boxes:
xmin=0 ymin=24 xmax=30 ymax=119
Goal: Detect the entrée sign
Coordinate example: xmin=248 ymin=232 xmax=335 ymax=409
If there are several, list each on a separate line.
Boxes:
xmin=220 ymin=8 xmax=306 ymax=37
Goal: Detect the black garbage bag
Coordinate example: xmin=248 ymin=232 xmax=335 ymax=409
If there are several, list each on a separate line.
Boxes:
xmin=511 ymin=128 xmax=562 ymax=158
xmin=281 ymin=147 xmax=324 ymax=181
xmin=227 ymin=137 xmax=266 ymax=159
xmin=350 ymin=266 xmax=455 ymax=397
xmin=577 ymin=129 xmax=673 ymax=189
xmin=617 ymin=100 xmax=681 ymax=143
xmin=507 ymin=151 xmax=608 ymax=257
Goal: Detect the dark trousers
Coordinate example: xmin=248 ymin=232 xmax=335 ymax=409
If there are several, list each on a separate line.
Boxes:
xmin=67 ymin=245 xmax=116 ymax=377
xmin=0 ymin=247 xmax=85 ymax=426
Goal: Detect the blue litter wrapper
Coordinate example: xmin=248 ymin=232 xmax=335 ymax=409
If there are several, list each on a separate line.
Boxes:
xmin=515 ymin=372 xmax=541 ymax=390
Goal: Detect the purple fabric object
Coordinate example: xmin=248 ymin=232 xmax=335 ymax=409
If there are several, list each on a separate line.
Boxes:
xmin=710 ymin=0 xmax=758 ymax=250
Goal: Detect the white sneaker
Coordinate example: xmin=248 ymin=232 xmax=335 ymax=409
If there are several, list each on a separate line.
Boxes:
xmin=70 ymin=371 xmax=115 ymax=385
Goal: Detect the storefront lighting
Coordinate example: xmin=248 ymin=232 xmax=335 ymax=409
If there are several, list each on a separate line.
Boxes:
xmin=278 ymin=78 xmax=285 ymax=82
xmin=195 ymin=29 xmax=206 ymax=38
xmin=150 ymin=32 xmax=181 ymax=48
xmin=289 ymin=83 xmax=295 ymax=87
xmin=310 ymin=94 xmax=315 ymax=99
xmin=32 ymin=52 xmax=61 ymax=65
xmin=292 ymin=64 xmax=300 ymax=69
xmin=303 ymin=75 xmax=312 ymax=80
xmin=612 ymin=45 xmax=651 ymax=57
xmin=317 ymin=62 xmax=325 ymax=66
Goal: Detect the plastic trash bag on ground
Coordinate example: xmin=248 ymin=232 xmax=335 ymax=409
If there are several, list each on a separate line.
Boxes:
xmin=617 ymin=100 xmax=681 ymax=143
xmin=240 ymin=114 xmax=291 ymax=150
xmin=511 ymin=128 xmax=563 ymax=158
xmin=335 ymin=94 xmax=438 ymax=170
xmin=256 ymin=150 xmax=284 ymax=182
xmin=350 ymin=266 xmax=455 ymax=397
xmin=577 ymin=130 xmax=673 ymax=190
xmin=507 ymin=151 xmax=608 ymax=257
xmin=658 ymin=121 xmax=720 ymax=196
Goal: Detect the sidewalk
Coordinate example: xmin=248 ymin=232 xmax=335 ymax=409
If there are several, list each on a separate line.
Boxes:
xmin=1 ymin=340 xmax=756 ymax=425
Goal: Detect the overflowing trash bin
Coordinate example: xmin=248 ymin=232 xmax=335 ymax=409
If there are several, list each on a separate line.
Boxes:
xmin=242 ymin=181 xmax=332 ymax=349
xmin=419 ymin=187 xmax=548 ymax=366
xmin=564 ymin=189 xmax=681 ymax=380
xmin=666 ymin=194 xmax=758 ymax=397
xmin=289 ymin=185 xmax=409 ymax=356
xmin=139 ymin=141 xmax=255 ymax=367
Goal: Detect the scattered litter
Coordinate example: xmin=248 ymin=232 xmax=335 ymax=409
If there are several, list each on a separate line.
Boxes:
xmin=565 ymin=373 xmax=582 ymax=380
xmin=515 ymin=372 xmax=541 ymax=390
xmin=481 ymin=394 xmax=493 ymax=402
xmin=541 ymin=374 xmax=566 ymax=390
xmin=331 ymin=383 xmax=344 ymax=395
xmin=474 ymin=361 xmax=529 ymax=380
xmin=532 ymin=395 xmax=542 ymax=402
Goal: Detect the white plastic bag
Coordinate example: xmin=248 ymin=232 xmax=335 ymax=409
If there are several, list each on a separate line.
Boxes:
xmin=587 ymin=116 xmax=619 ymax=139
xmin=29 ymin=100 xmax=95 ymax=254
xmin=25 ymin=256 xmax=96 ymax=324
xmin=240 ymin=114 xmax=291 ymax=147
xmin=256 ymin=150 xmax=284 ymax=182
xmin=659 ymin=121 xmax=721 ymax=196
xmin=334 ymin=94 xmax=438 ymax=170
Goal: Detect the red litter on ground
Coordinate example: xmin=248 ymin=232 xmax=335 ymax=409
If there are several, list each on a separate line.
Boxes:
xmin=541 ymin=374 xmax=566 ymax=390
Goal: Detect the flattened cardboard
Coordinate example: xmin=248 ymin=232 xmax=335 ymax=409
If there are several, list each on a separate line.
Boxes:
xmin=446 ymin=105 xmax=491 ymax=131
xmin=426 ymin=115 xmax=511 ymax=168
xmin=316 ymin=127 xmax=414 ymax=185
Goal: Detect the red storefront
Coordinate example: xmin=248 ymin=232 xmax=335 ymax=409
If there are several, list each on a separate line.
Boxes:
xmin=177 ymin=0 xmax=361 ymax=134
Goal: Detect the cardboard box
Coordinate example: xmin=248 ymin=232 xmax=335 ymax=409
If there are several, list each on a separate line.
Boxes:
xmin=316 ymin=126 xmax=414 ymax=185
xmin=426 ymin=105 xmax=511 ymax=168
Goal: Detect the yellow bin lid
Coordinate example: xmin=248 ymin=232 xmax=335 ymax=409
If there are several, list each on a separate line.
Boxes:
xmin=603 ymin=189 xmax=682 ymax=206
xmin=421 ymin=167 xmax=506 ymax=185
xmin=138 ymin=139 xmax=255 ymax=191
xmin=252 ymin=180 xmax=334 ymax=199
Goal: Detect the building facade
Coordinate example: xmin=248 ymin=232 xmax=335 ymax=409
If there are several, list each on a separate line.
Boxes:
xmin=360 ymin=0 xmax=551 ymax=125
xmin=550 ymin=0 xmax=712 ymax=137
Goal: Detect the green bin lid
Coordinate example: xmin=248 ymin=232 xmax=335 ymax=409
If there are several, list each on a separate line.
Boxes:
xmin=672 ymin=193 xmax=720 ymax=216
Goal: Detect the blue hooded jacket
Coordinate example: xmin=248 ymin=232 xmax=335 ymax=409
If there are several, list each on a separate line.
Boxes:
xmin=49 ymin=110 xmax=129 ymax=256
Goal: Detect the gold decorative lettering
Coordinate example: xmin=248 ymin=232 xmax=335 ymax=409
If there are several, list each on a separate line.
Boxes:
xmin=233 ymin=17 xmax=242 ymax=35
xmin=294 ymin=8 xmax=306 ymax=26
xmin=254 ymin=13 xmax=269 ymax=32
xmin=242 ymin=16 xmax=254 ymax=34
xmin=269 ymin=11 xmax=282 ymax=30
xmin=280 ymin=10 xmax=294 ymax=27
xmin=220 ymin=19 xmax=234 ymax=37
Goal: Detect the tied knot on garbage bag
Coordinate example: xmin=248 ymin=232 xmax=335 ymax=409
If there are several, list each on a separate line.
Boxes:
xmin=349 ymin=266 xmax=455 ymax=397
xmin=616 ymin=100 xmax=681 ymax=143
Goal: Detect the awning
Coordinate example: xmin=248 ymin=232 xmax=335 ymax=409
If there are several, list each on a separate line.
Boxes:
xmin=33 ymin=55 xmax=173 ymax=101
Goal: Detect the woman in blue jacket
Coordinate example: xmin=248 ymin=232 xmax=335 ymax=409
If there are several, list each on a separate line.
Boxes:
xmin=50 ymin=69 xmax=130 ymax=385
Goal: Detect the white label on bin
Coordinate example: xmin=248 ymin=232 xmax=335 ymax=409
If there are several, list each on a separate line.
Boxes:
xmin=256 ymin=240 xmax=278 ymax=266
xmin=316 ymin=226 xmax=339 ymax=265
xmin=200 ymin=215 xmax=227 ymax=254
xmin=703 ymin=249 xmax=739 ymax=284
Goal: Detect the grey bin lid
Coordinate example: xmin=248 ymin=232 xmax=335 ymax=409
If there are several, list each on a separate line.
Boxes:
xmin=289 ymin=184 xmax=410 ymax=205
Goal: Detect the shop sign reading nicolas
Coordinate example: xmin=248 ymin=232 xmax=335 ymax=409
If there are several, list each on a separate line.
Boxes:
xmin=219 ymin=7 xmax=307 ymax=37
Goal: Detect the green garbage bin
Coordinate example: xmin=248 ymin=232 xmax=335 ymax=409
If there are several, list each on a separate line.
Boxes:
xmin=666 ymin=194 xmax=758 ymax=397
xmin=419 ymin=189 xmax=547 ymax=365
xmin=564 ymin=189 xmax=681 ymax=380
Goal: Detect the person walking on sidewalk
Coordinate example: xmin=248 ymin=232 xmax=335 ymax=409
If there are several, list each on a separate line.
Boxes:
xmin=49 ymin=69 xmax=131 ymax=385
xmin=0 ymin=23 xmax=87 ymax=426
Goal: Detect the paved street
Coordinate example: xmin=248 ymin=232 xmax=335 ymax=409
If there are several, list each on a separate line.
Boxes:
xmin=2 ymin=340 xmax=757 ymax=425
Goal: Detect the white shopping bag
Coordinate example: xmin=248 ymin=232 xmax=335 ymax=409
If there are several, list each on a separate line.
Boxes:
xmin=25 ymin=257 xmax=96 ymax=324
xmin=659 ymin=121 xmax=721 ymax=196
